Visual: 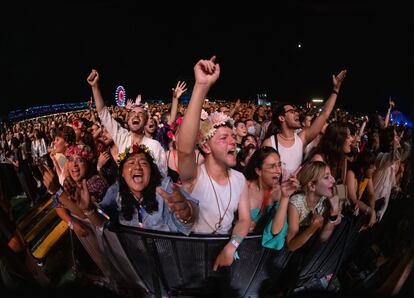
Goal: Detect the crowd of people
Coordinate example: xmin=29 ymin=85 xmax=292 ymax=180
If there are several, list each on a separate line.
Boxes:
xmin=0 ymin=56 xmax=412 ymax=296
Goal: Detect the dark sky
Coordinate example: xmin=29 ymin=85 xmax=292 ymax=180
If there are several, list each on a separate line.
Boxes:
xmin=1 ymin=2 xmax=413 ymax=119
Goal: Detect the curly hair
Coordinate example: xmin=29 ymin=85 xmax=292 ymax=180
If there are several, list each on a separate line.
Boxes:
xmin=118 ymin=151 xmax=162 ymax=221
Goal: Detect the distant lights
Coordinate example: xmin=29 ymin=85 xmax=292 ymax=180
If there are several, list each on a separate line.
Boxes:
xmin=115 ymin=86 xmax=126 ymax=107
xmin=312 ymin=98 xmax=324 ymax=103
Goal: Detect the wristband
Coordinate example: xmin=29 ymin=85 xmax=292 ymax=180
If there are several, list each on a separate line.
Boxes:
xmin=231 ymin=234 xmax=244 ymax=243
xmin=52 ymin=188 xmax=64 ymax=208
xmin=230 ymin=239 xmax=240 ymax=249
xmin=332 ymin=89 xmax=339 ymax=95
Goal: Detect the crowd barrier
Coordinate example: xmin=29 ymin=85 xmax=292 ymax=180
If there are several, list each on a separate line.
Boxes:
xmin=99 ymin=214 xmax=374 ymax=297
xmin=104 ymin=226 xmax=275 ymax=297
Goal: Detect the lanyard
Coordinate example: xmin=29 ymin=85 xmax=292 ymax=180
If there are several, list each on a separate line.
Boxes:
xmin=138 ymin=206 xmax=145 ymax=228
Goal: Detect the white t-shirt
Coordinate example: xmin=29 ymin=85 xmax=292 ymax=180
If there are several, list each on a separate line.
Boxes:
xmin=270 ymin=133 xmax=303 ymax=180
xmin=99 ymin=106 xmax=167 ymax=177
xmin=190 ymin=164 xmax=246 ymax=234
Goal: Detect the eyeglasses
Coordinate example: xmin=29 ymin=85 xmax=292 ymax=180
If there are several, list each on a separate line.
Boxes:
xmin=262 ymin=162 xmax=284 ymax=171
xmin=284 ymin=107 xmax=298 ymax=114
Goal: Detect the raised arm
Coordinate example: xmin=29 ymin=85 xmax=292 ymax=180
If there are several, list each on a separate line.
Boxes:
xmin=229 ymin=99 xmax=241 ymax=118
xmin=177 ymin=57 xmax=220 ymax=183
xmin=87 ymin=69 xmax=129 ymax=151
xmin=384 ymin=98 xmax=395 ymax=128
xmin=87 ymin=69 xmax=106 ymax=113
xmin=168 ymin=81 xmax=187 ymax=126
xmin=271 ymin=169 xmax=300 ymax=234
xmin=301 ymin=70 xmax=347 ymax=146
xmin=88 ymin=96 xmax=98 ymax=123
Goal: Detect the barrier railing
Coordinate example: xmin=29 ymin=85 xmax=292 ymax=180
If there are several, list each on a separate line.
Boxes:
xmin=106 ymin=226 xmax=280 ymax=297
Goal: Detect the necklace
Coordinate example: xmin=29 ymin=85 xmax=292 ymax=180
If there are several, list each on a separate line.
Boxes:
xmin=278 ymin=133 xmax=295 ymax=141
xmin=206 ymin=168 xmax=232 ymax=233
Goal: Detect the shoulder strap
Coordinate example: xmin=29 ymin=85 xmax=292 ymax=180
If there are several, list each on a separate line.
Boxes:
xmin=271 ymin=134 xmax=278 ymax=151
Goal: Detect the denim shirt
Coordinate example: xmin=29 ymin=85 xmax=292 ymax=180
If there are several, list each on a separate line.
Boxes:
xmin=98 ymin=177 xmax=198 ymax=236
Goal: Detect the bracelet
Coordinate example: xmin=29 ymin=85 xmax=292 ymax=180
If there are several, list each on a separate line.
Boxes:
xmin=67 ymin=219 xmax=74 ymax=230
xmin=51 ymin=188 xmax=64 ymax=207
xmin=231 ymin=234 xmax=244 ymax=244
xmin=332 ymin=89 xmax=339 ymax=95
xmin=230 ymin=239 xmax=240 ymax=249
xmin=178 ymin=202 xmax=193 ymax=224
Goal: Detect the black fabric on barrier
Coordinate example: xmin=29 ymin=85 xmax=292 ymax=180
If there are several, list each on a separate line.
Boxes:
xmin=107 ymin=207 xmax=399 ymax=297
xmin=112 ymin=225 xmax=268 ymax=297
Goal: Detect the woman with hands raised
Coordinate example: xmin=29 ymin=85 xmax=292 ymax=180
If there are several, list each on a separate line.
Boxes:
xmin=286 ymin=161 xmax=342 ymax=252
xmin=244 ymin=146 xmax=300 ymax=250
xmin=78 ymin=144 xmax=198 ymax=235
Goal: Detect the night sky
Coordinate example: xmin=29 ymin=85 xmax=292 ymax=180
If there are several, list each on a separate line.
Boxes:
xmin=1 ymin=2 xmax=413 ymax=119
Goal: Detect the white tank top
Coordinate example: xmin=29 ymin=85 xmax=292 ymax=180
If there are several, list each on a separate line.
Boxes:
xmin=191 ymin=164 xmax=246 ymax=234
xmin=270 ymin=133 xmax=303 ymax=180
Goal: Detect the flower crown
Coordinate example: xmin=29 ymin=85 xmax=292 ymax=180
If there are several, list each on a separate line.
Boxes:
xmin=168 ymin=117 xmax=183 ymax=140
xmin=66 ymin=144 xmax=94 ymax=161
xmin=198 ymin=111 xmax=235 ymax=144
xmin=119 ymin=144 xmax=152 ymax=162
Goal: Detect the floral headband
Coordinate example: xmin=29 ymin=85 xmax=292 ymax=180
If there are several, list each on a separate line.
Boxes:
xmin=65 ymin=144 xmax=94 ymax=161
xmin=198 ymin=111 xmax=235 ymax=145
xmin=168 ymin=117 xmax=183 ymax=140
xmin=119 ymin=143 xmax=152 ymax=162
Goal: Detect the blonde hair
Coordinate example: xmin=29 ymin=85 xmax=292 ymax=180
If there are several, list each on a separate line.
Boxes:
xmin=297 ymin=161 xmax=328 ymax=193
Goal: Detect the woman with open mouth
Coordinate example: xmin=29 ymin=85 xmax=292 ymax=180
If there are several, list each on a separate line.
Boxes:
xmin=76 ymin=144 xmax=198 ymax=235
xmin=244 ymin=146 xmax=299 ymax=250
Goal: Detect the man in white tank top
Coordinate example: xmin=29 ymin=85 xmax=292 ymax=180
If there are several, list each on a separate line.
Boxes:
xmin=262 ymin=70 xmax=347 ymax=179
xmin=178 ymin=56 xmax=251 ymax=271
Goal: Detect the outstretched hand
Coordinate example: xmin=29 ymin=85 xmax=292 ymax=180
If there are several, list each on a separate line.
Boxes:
xmin=156 ymin=183 xmax=191 ymax=222
xmin=126 ymin=99 xmax=134 ymax=110
xmin=172 ymin=81 xmax=188 ymax=100
xmin=332 ymin=69 xmax=347 ymax=92
xmin=389 ymin=97 xmax=395 ymax=109
xmin=87 ymin=69 xmax=99 ymax=87
xmin=194 ymin=56 xmax=220 ymax=87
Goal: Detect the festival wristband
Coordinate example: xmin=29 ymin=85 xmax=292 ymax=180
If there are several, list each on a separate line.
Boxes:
xmin=231 ymin=234 xmax=244 ymax=243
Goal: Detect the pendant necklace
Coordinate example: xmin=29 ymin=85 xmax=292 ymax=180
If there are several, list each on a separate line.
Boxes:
xmin=206 ymin=168 xmax=232 ymax=234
